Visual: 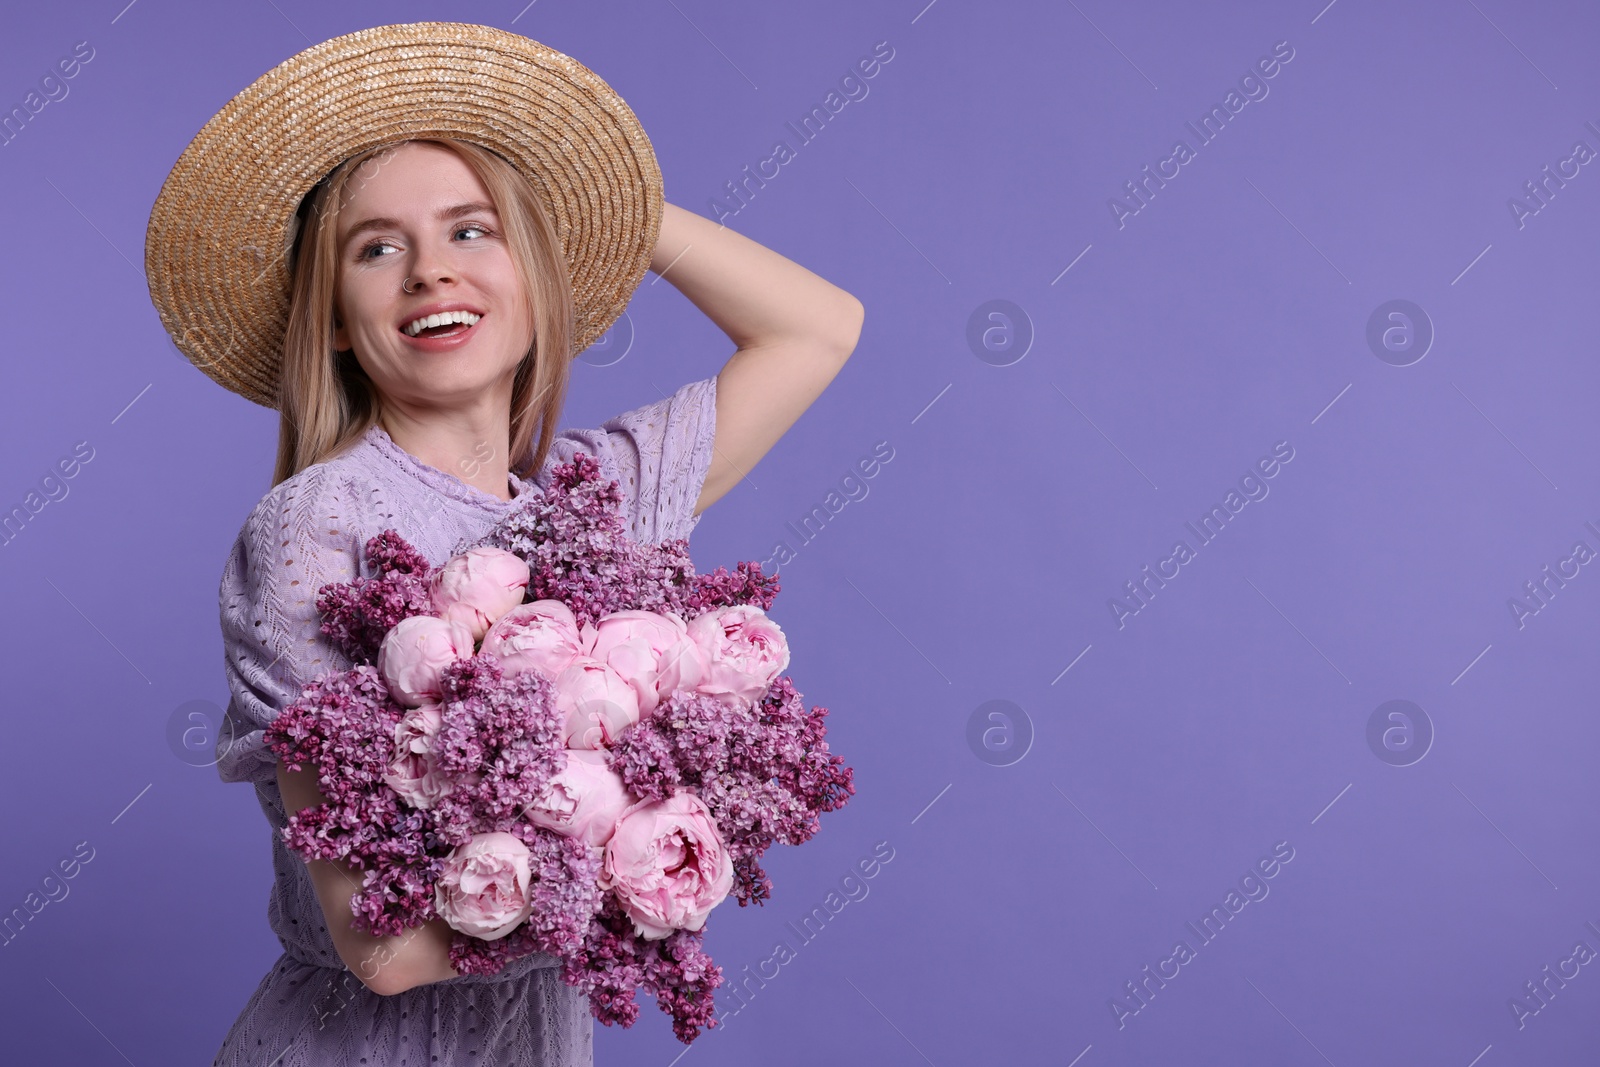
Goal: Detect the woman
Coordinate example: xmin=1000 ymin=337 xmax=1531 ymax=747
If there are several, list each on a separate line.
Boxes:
xmin=144 ymin=24 xmax=862 ymax=1067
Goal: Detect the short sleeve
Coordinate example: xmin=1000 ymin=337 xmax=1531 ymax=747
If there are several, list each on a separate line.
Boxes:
xmin=216 ymin=465 xmax=361 ymax=787
xmin=544 ymin=375 xmax=718 ymax=545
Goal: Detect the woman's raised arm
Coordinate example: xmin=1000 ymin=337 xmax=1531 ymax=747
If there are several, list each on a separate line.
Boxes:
xmin=648 ymin=202 xmax=864 ymax=516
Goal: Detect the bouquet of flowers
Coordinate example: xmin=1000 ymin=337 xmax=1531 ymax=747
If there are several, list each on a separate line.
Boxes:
xmin=263 ymin=451 xmax=854 ymax=1042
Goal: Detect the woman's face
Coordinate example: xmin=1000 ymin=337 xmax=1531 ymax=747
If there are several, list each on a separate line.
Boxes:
xmin=331 ymin=141 xmax=534 ymax=414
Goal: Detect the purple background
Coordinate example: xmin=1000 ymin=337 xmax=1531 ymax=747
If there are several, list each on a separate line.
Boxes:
xmin=2 ymin=0 xmax=1598 ymax=1063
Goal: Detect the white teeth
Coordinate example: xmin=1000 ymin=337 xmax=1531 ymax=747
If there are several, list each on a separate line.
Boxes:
xmin=403 ymin=310 xmax=482 ymax=336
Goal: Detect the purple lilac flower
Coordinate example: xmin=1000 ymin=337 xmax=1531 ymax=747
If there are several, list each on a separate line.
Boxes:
xmin=265 ymin=665 xmax=444 ymax=935
xmin=427 ymin=655 xmax=567 ymax=840
xmin=462 ymin=452 xmax=778 ymax=626
xmin=603 ymin=679 xmax=856 ymax=908
xmin=316 ymin=531 xmax=436 ymax=664
xmin=558 ymin=896 xmax=725 ymax=1041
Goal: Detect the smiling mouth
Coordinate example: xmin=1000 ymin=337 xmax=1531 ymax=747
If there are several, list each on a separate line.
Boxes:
xmin=402 ymin=316 xmax=483 ymax=340
xmin=414 ymin=322 xmax=470 ymax=338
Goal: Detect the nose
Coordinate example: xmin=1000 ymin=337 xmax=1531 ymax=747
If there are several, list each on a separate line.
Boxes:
xmin=405 ymin=233 xmax=459 ymax=291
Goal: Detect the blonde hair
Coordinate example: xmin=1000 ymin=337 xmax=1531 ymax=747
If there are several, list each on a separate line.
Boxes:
xmin=272 ymin=138 xmax=575 ymax=487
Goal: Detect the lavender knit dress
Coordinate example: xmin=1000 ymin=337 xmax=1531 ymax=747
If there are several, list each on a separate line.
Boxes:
xmin=210 ymin=377 xmax=718 ymax=1067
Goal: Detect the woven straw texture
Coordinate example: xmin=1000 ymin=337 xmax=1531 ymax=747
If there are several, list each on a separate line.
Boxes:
xmin=144 ymin=21 xmax=662 ymax=409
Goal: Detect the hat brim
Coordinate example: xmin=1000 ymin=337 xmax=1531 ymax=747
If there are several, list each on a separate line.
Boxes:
xmin=144 ymin=21 xmax=662 ymax=409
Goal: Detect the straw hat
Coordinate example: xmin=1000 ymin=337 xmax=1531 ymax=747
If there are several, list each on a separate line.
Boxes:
xmin=144 ymin=21 xmax=662 ymax=409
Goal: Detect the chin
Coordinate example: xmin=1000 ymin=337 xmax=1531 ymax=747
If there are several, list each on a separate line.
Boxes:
xmin=397 ymin=358 xmax=519 ymax=396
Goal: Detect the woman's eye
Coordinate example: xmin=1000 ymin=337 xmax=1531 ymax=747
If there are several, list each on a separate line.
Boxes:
xmin=359 ymin=225 xmax=491 ymax=260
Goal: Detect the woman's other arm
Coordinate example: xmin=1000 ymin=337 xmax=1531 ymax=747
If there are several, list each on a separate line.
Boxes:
xmin=220 ymin=467 xmax=461 ymax=997
xmin=277 ymin=759 xmax=460 ymax=996
xmin=648 ymin=202 xmax=865 ymax=516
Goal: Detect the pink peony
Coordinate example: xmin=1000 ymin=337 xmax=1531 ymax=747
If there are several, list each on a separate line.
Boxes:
xmin=599 ymin=790 xmax=734 ymax=940
xmin=587 ymin=610 xmax=705 ymax=714
xmin=524 ymin=749 xmax=633 ymax=851
xmin=434 ymin=832 xmax=536 ymax=941
xmin=655 ymin=632 xmax=710 ymax=701
xmin=376 ymin=615 xmax=476 ymax=707
xmin=430 ymin=546 xmax=530 ymax=640
xmin=686 ymin=605 xmax=791 ymax=708
xmin=555 ymin=658 xmax=642 ymax=749
xmin=381 ymin=703 xmax=454 ymax=809
xmin=481 ymin=600 xmax=592 ymax=680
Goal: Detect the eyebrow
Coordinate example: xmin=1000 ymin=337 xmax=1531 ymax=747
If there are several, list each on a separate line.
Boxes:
xmin=340 ymin=201 xmax=499 ymax=249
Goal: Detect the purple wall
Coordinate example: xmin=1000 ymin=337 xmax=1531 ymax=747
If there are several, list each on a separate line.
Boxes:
xmin=3 ymin=0 xmax=1598 ymax=1063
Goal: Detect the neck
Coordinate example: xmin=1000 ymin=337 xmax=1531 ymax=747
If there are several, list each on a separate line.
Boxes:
xmin=376 ymin=386 xmax=517 ymax=501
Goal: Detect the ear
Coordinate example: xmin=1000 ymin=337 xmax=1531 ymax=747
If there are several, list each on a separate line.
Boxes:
xmin=331 ymin=306 xmax=349 ymax=352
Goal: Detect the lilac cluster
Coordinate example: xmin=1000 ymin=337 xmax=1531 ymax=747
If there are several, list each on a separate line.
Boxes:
xmin=559 ymin=896 xmax=722 ymax=1044
xmin=266 ymin=651 xmax=604 ymax=963
xmin=423 ymin=656 xmax=607 ymax=969
xmin=465 ymin=452 xmax=779 ymax=627
xmin=266 ymin=665 xmax=440 ymax=936
xmin=606 ymin=677 xmax=855 ymax=907
xmin=427 ymin=655 xmax=565 ymax=832
xmin=315 ymin=529 xmax=435 ymax=664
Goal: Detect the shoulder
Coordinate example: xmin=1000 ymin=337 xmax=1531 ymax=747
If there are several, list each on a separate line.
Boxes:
xmin=524 ymin=377 xmax=718 ymax=545
xmin=238 ymin=433 xmax=381 ymax=538
xmin=524 ymin=381 xmax=691 ymax=488
xmin=538 ymin=377 xmax=716 ymax=460
xmin=599 ymin=376 xmax=717 ymax=437
xmin=226 ymin=439 xmax=376 ymax=590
